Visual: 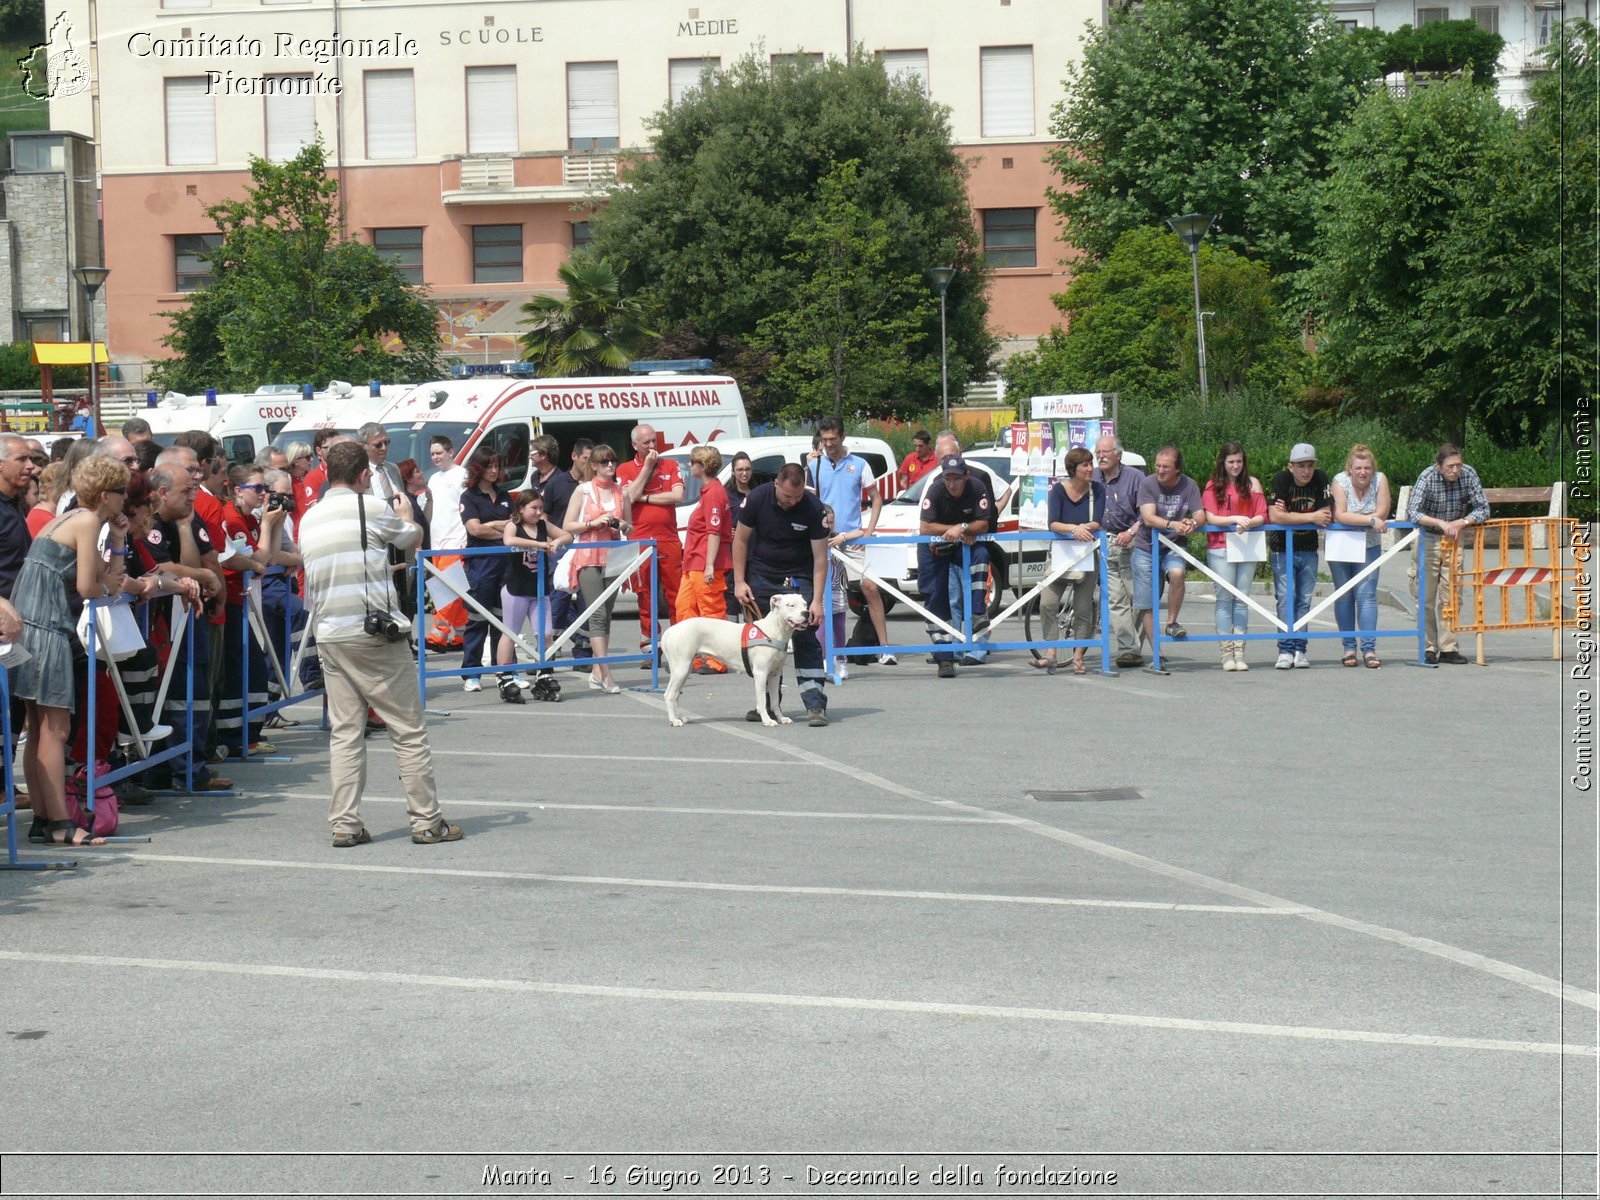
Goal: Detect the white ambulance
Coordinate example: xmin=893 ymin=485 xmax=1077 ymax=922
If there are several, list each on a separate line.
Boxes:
xmin=379 ymin=370 xmax=750 ymax=491
xmin=269 ymin=384 xmax=411 ymax=455
xmin=137 ymin=389 xmax=296 ymax=463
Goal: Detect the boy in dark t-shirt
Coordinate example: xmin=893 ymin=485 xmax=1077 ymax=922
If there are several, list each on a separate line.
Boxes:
xmin=1268 ymin=442 xmax=1334 ymax=669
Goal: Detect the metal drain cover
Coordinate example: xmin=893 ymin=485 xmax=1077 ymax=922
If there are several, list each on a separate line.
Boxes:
xmin=1027 ymin=787 xmax=1142 ymax=802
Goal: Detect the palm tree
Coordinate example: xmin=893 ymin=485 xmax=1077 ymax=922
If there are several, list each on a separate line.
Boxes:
xmin=518 ymin=256 xmax=657 ymax=376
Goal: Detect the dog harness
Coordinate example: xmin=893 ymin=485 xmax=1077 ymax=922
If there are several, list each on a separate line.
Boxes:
xmin=739 ymin=623 xmax=778 ymax=678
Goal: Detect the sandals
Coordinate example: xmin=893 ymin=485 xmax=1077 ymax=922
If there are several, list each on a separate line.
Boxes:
xmin=1364 ymin=652 xmax=1382 ymax=669
xmin=1072 ymin=659 xmax=1088 ymax=675
xmin=43 ymin=819 xmax=104 ymax=847
xmin=1029 ymin=657 xmax=1055 ymax=670
xmin=412 ymin=820 xmax=464 ymax=845
xmin=332 ymin=828 xmax=371 ymax=849
xmin=1342 ymin=652 xmax=1359 ymax=668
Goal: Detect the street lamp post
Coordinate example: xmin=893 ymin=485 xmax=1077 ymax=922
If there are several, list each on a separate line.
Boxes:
xmin=74 ymin=266 xmax=110 ymax=437
xmin=1166 ymin=213 xmax=1215 ymax=406
xmin=928 ymin=266 xmax=955 ymax=423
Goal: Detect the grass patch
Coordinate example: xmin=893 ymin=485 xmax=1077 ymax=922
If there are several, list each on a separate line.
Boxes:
xmin=0 ymin=42 xmax=53 ymax=147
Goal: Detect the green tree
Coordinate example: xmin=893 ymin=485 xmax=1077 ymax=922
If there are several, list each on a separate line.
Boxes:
xmin=1382 ymin=19 xmax=1505 ymax=85
xmin=1047 ymin=0 xmax=1383 ymax=276
xmin=590 ymin=50 xmax=990 ymax=420
xmin=1303 ymin=77 xmax=1544 ymax=447
xmin=151 ymin=141 xmax=441 ymax=392
xmin=519 ymin=256 xmax=657 ymax=376
xmin=752 ymin=160 xmax=935 ymax=421
xmin=1000 ymin=226 xmax=1304 ymax=404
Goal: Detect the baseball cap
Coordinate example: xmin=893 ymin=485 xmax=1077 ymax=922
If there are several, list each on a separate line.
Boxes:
xmin=1289 ymin=442 xmax=1317 ymax=463
xmin=940 ymin=453 xmax=966 ymax=475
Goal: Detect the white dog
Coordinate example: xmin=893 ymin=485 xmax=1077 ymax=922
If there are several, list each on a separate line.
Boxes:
xmin=661 ymin=592 xmax=811 ymax=728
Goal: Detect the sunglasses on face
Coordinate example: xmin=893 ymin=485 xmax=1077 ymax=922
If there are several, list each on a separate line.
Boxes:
xmin=237 ymin=483 xmax=265 ymax=492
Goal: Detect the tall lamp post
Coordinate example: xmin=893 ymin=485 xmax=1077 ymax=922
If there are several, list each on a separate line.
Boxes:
xmin=74 ymin=266 xmax=110 ymax=436
xmin=928 ymin=266 xmax=956 ymax=423
xmin=1165 ymin=213 xmax=1215 ymax=405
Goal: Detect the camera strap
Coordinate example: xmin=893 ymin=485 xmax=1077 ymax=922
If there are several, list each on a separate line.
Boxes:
xmin=354 ymin=490 xmax=386 ymax=624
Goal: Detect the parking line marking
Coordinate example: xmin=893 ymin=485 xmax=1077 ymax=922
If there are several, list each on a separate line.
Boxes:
xmin=423 ymin=750 xmax=806 ymax=766
xmin=122 ymin=853 xmax=1295 ymax=912
xmin=266 ymin=793 xmax=998 ymax=824
xmin=1 ymin=950 xmax=1587 ymax=1057
xmin=626 ymin=691 xmax=1600 ymax=1012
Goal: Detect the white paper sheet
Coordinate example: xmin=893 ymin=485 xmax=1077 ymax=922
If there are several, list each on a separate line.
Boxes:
xmin=424 ymin=559 xmax=470 ymax=608
xmin=1225 ymin=530 xmax=1268 ymax=562
xmin=864 ymin=542 xmax=907 ymax=583
xmin=1325 ymin=529 xmax=1370 ymax=563
xmin=1050 ymin=537 xmax=1096 ymax=574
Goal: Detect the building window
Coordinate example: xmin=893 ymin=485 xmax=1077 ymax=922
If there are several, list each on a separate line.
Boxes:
xmin=980 ymin=46 xmax=1034 ymax=138
xmin=175 ymin=233 xmax=222 ymax=292
xmin=1469 ymin=5 xmax=1498 ymax=32
xmin=12 ymin=136 xmax=63 ymax=173
xmin=364 ymin=70 xmax=416 ymax=160
xmin=472 ymin=224 xmax=523 ymax=283
xmin=879 ymin=49 xmax=930 ymax=94
xmin=983 ymin=209 xmax=1036 ymax=268
xmin=165 ymin=78 xmax=216 ymax=166
xmin=1535 ymin=6 xmax=1562 ymax=45
xmin=572 ymin=221 xmax=593 ymax=252
xmin=567 ymin=62 xmax=620 ymax=151
xmin=25 ymin=314 xmax=68 ymax=342
xmin=373 ymin=228 xmax=424 ymax=285
xmin=467 ymin=66 xmax=518 ymax=154
xmin=264 ymin=75 xmax=315 ymax=162
xmin=668 ymin=58 xmax=719 ymax=106
xmin=1332 ymin=9 xmax=1376 ymax=29
xmin=770 ymin=53 xmax=824 ymax=71
xmin=1415 ymin=6 xmax=1450 ymax=23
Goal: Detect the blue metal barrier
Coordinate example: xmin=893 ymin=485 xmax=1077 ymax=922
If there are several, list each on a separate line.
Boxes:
xmin=233 ymin=571 xmax=320 ymax=762
xmin=81 ymin=593 xmax=201 ymax=833
xmin=822 ymin=530 xmax=1116 ymax=675
xmin=0 ymin=663 xmax=75 ymax=869
xmin=1147 ymin=522 xmax=1428 ymax=673
xmin=414 ymin=539 xmax=663 ymax=704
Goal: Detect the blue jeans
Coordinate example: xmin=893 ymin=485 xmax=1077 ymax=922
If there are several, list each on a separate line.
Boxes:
xmin=1205 ymin=549 xmax=1255 ymax=636
xmin=947 ymin=559 xmax=990 ymax=661
xmin=920 ymin=544 xmax=990 ymax=663
xmin=1329 ymin=542 xmax=1381 ymax=654
xmin=1272 ymin=547 xmax=1318 ymax=655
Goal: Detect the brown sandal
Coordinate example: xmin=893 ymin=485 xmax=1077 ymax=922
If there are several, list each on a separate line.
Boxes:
xmin=1364 ymin=652 xmax=1382 ymax=669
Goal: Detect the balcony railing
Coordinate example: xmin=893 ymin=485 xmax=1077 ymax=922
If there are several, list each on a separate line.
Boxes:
xmin=563 ymin=153 xmax=618 ymax=188
xmin=459 ymin=157 xmax=514 ymax=191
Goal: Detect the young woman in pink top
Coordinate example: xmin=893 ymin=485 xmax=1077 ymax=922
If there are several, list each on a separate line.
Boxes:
xmin=560 ymin=444 xmax=633 ymax=694
xmin=1201 ymin=442 xmax=1267 ymax=672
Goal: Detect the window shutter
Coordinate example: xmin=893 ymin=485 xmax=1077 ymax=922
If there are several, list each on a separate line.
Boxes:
xmin=567 ymin=62 xmax=620 ymax=145
xmin=265 ymin=77 xmax=315 ymax=162
xmin=364 ymin=70 xmax=416 ymax=160
xmin=980 ymin=46 xmax=1033 ymax=138
xmin=881 ymin=50 xmax=930 ymax=95
xmin=165 ymin=78 xmax=215 ymax=165
xmin=467 ymin=66 xmax=518 ymax=154
xmin=669 ymin=58 xmax=718 ymax=106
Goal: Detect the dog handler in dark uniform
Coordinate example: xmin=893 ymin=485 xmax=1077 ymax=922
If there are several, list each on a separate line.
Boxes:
xmin=732 ymin=463 xmax=831 ymax=727
xmin=919 ymin=454 xmax=992 ymax=678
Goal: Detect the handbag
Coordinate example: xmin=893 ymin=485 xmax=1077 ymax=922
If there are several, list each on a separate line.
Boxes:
xmin=65 ymin=763 xmax=119 ymax=836
xmin=1065 ymin=491 xmax=1097 ymax=582
xmin=76 ymin=598 xmax=146 ymax=662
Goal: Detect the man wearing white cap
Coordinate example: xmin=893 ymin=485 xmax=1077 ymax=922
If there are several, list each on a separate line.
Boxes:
xmin=1268 ymin=443 xmax=1333 ymax=669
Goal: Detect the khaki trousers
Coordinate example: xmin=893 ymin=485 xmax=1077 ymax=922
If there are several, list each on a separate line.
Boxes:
xmin=1410 ymin=536 xmax=1458 ymax=655
xmin=320 ymin=636 xmax=441 ymax=837
xmin=1103 ymin=542 xmax=1140 ymax=657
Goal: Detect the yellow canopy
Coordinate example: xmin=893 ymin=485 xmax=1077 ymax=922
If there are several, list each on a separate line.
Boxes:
xmin=32 ymin=341 xmax=109 ymax=366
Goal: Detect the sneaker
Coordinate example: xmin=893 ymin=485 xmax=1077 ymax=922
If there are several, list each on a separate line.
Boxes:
xmin=1115 ymin=652 xmax=1144 ymax=668
xmin=1424 ymin=650 xmax=1439 ymax=665
xmin=1438 ymin=649 xmax=1470 ymax=665
xmin=834 ymin=659 xmax=849 ymax=680
xmin=116 ymin=782 xmax=158 ymax=806
xmin=937 ymin=660 xmax=956 ymax=678
xmin=746 ymin=709 xmax=762 ymax=723
xmin=1293 ymin=651 xmax=1310 ymax=669
xmin=263 ymin=713 xmax=301 ymax=730
xmin=332 ymin=828 xmax=371 ymax=849
xmin=463 ymin=678 xmax=481 ymax=693
xmin=515 ymin=676 xmax=533 ymax=690
xmin=1275 ymin=653 xmax=1294 ymax=670
xmin=1165 ymin=621 xmax=1188 ymax=640
xmin=806 ymin=708 xmax=829 ymax=727
xmin=412 ymin=820 xmax=464 ymax=845
xmin=206 ymin=746 xmax=228 ymax=765
xmin=960 ymin=653 xmax=984 ymax=667
xmin=877 ymin=653 xmax=898 ymax=666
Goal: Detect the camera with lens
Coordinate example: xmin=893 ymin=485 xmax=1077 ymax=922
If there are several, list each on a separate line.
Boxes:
xmin=363 ymin=611 xmax=404 ymax=642
xmin=266 ymin=492 xmax=293 ymax=513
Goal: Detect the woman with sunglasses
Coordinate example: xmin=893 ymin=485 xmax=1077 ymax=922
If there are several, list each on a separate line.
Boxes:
xmin=560 ymin=445 xmax=632 ymax=694
xmin=216 ymin=466 xmax=277 ymax=756
xmin=459 ymin=447 xmax=513 ymax=693
xmin=16 ymin=456 xmax=130 ymax=846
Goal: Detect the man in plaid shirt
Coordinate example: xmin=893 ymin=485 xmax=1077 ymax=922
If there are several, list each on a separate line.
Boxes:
xmin=1406 ymin=443 xmax=1490 ymax=664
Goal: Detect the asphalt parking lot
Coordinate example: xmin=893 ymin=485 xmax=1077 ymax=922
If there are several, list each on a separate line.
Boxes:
xmin=2 ymin=596 xmax=1594 ymax=1198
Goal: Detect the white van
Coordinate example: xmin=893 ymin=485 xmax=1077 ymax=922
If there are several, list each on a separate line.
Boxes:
xmin=379 ymin=373 xmax=750 ymax=491
xmin=270 ymin=387 xmax=405 ymax=456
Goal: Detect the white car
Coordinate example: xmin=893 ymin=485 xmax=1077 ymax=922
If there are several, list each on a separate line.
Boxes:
xmin=661 ymin=434 xmax=899 ymax=539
